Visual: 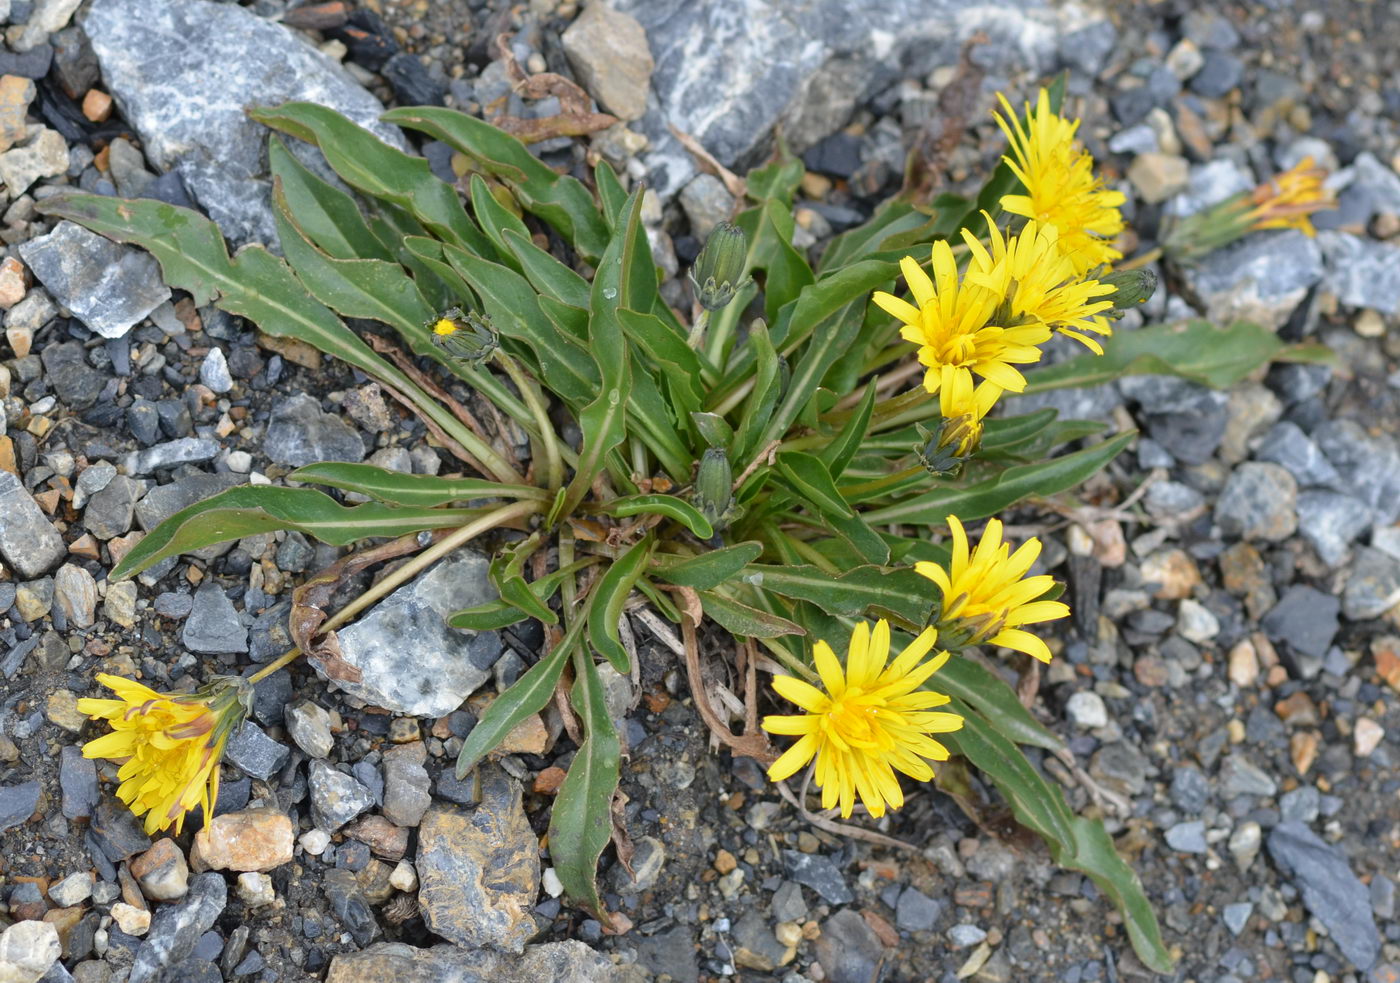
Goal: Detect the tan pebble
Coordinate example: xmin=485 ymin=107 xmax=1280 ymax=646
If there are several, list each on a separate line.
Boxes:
xmin=1355 ymin=717 xmax=1385 ymax=757
xmin=110 ymin=901 xmax=150 ymax=936
xmin=80 ymin=89 xmax=113 ymax=123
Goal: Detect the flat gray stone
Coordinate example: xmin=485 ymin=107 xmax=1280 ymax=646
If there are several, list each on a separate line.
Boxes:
xmin=129 ymin=873 xmax=227 ymax=983
xmin=182 ymin=582 xmax=247 ymax=654
xmin=0 ymin=470 xmax=65 ymax=578
xmin=612 ymin=0 xmax=1063 ymax=196
xmin=1343 ymin=546 xmax=1400 ymax=621
xmin=82 ymin=0 xmax=408 ymax=248
xmin=1297 ymin=490 xmax=1374 ymax=568
xmin=18 ymin=221 xmax=169 ymax=339
xmin=0 ymin=780 xmax=40 ymax=832
xmin=223 ymin=721 xmax=289 ymax=782
xmin=1318 ymin=231 xmax=1400 ymax=315
xmin=1180 ymin=229 xmax=1324 ymax=331
xmin=121 ymin=438 xmax=220 ymax=477
xmin=324 ymin=941 xmax=619 ymax=983
xmin=308 ymin=760 xmax=376 ymax=832
xmin=264 ymin=393 xmax=364 ymax=468
xmin=321 ymin=549 xmax=502 ymax=717
xmin=1268 ymin=821 xmax=1379 ymax=970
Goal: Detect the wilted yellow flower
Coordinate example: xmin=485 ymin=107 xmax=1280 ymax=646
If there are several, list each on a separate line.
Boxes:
xmin=763 ymin=620 xmax=964 ymax=819
xmin=1247 ymin=157 xmax=1332 ymax=234
xmin=1163 ymin=158 xmax=1335 ymax=262
xmin=915 ymin=515 xmax=1069 ymax=663
xmin=872 ymin=240 xmax=1051 ymax=397
xmin=994 ymin=89 xmax=1126 ymax=275
xmin=965 ymin=217 xmax=1117 ymax=354
xmin=918 ymin=373 xmax=1002 ymax=475
xmin=78 ymin=674 xmax=250 ymax=835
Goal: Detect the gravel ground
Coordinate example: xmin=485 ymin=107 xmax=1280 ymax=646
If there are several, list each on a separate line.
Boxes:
xmin=0 ymin=1 xmax=1399 ymax=982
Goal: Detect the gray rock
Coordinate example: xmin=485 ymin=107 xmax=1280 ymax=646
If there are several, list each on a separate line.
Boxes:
xmin=560 ymin=2 xmax=652 ymax=122
xmin=286 ymin=700 xmax=334 ymax=759
xmin=264 ymin=393 xmax=364 ymax=467
xmin=1280 ymin=786 xmax=1321 ymax=824
xmin=1222 ymin=901 xmax=1252 ymax=936
xmin=1164 ymin=159 xmax=1253 ymax=218
xmin=731 ymin=910 xmax=787 ymax=972
xmin=948 ymin=923 xmax=987 ymax=947
xmin=1120 ymin=376 xmax=1228 ymax=465
xmin=82 ymin=0 xmax=408 ymax=248
xmin=1268 ymin=821 xmax=1380 ymax=970
xmin=129 ymin=873 xmax=227 ymax=983
xmin=1190 ymin=49 xmax=1243 ymax=97
xmin=381 ymin=743 xmax=431 ymax=828
xmin=770 ymin=880 xmax=807 ymax=922
xmin=1214 ymin=462 xmax=1298 ymax=542
xmin=1254 ymin=421 xmax=1341 ymax=487
xmin=678 ymin=174 xmax=733 ymax=240
xmin=59 ymin=745 xmax=98 ymax=820
xmin=199 ymin=347 xmax=232 ymax=394
xmin=48 ymin=871 xmax=93 ymax=907
xmin=54 ymin=562 xmax=97 ymax=628
xmin=308 ymin=760 xmax=375 ymax=832
xmin=417 ymin=768 xmax=539 ymax=954
xmin=895 ymin=887 xmax=942 ymax=933
xmin=611 ymin=0 xmax=1062 ymax=196
xmin=1297 ymin=491 xmax=1374 ymax=567
xmin=121 ymin=438 xmax=219 ymax=476
xmin=1179 ymin=230 xmax=1323 ymax=331
xmin=324 ymin=941 xmax=619 ymax=983
xmin=814 ymin=908 xmax=885 ymax=983
xmin=1316 ymin=419 xmax=1400 ymax=524
xmin=1170 ymin=766 xmax=1210 ymax=814
xmin=1318 ymin=231 xmax=1400 ymax=315
xmin=0 ymin=126 xmax=68 ymax=194
xmin=41 ymin=341 xmax=106 ymax=409
xmin=1352 ymin=151 xmax=1400 ymax=217
xmin=1143 ymin=480 xmax=1205 ymax=522
xmin=1342 ymin=546 xmax=1400 ymax=621
xmin=1057 ymin=19 xmax=1116 ymax=79
xmin=0 ymin=471 xmax=64 ymax=578
xmin=1265 ymin=588 xmax=1338 ymax=666
xmin=1164 ymin=820 xmax=1208 ymax=853
xmin=18 ymin=221 xmax=170 ymax=338
xmin=614 ymin=836 xmax=665 ymax=895
xmin=1065 ymin=690 xmax=1108 ymax=728
xmin=322 ymin=868 xmax=377 ymax=947
xmin=90 ymin=799 xmax=152 ymax=862
xmin=1219 ymin=753 xmax=1278 ymax=798
xmin=0 ymin=780 xmax=40 ymax=832
xmin=324 ymin=549 xmax=502 ymax=717
xmin=182 ymin=582 xmax=247 ymax=654
xmin=223 ymin=721 xmax=289 ymax=781
xmin=782 ymin=849 xmax=853 ymax=905
xmin=633 ymin=929 xmax=696 ymax=983
xmin=84 ymin=474 xmax=139 ymax=540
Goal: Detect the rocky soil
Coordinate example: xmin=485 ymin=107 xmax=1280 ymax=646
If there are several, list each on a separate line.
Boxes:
xmin=0 ymin=0 xmax=1397 ymax=981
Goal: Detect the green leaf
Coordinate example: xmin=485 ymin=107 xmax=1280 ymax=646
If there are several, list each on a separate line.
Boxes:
xmin=945 ymin=702 xmax=1173 ymax=974
xmin=267 ymin=135 xmax=391 ymax=261
xmin=773 ymin=451 xmax=854 ymax=518
xmin=37 ymin=193 xmax=502 ymax=479
xmin=456 ymin=613 xmax=587 ymax=777
xmin=740 ymin=199 xmax=816 ymax=323
xmin=650 ymin=542 xmax=763 ymax=589
xmin=1025 ymin=320 xmax=1333 ymax=393
xmin=586 ymin=535 xmax=654 ymax=673
xmin=111 ymin=486 xmax=485 ymax=581
xmin=290 ymin=463 xmax=547 ymax=507
xmin=272 ymin=180 xmax=436 ymax=336
xmin=548 ymin=651 xmax=621 ymax=918
xmin=745 ymin=564 xmax=931 ymax=626
xmin=746 ymin=150 xmax=804 ymax=205
xmin=502 ymin=228 xmax=591 ymax=309
xmin=817 ymin=382 xmax=877 ymax=479
xmin=862 ymin=431 xmax=1135 ymax=525
xmin=935 ymin=656 xmax=1064 ymax=752
xmin=617 ymin=308 xmax=704 ymax=424
xmin=448 ymin=559 xmax=595 ymax=631
xmin=469 ymin=174 xmax=533 ymax=270
xmin=490 ymin=535 xmax=557 ymax=626
xmin=251 ymin=102 xmax=494 ymax=257
xmin=594 ymin=160 xmax=629 ymax=229
xmin=382 ymin=106 xmax=610 ymax=263
xmin=730 ymin=319 xmax=782 ymax=461
xmin=818 ymin=199 xmax=927 ymax=273
xmin=700 ymin=591 xmax=805 ymax=638
xmin=600 ymin=494 xmax=714 ymax=540
xmin=822 ymin=511 xmax=891 ymax=566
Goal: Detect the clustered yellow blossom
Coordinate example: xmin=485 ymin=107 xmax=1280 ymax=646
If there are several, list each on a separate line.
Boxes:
xmin=762 ymin=620 xmax=964 ymax=818
xmin=1163 ymin=157 xmax=1335 ymax=262
xmin=915 ymin=514 xmax=1070 ymax=664
xmin=78 ymin=674 xmax=250 ymax=834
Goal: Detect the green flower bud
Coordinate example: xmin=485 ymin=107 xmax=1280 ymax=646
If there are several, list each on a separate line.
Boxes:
xmin=428 ymin=308 xmax=498 ymax=364
xmin=693 ymin=447 xmax=734 ymax=529
xmin=689 ymin=222 xmax=752 ymax=311
xmin=1097 ymin=268 xmax=1157 ymax=317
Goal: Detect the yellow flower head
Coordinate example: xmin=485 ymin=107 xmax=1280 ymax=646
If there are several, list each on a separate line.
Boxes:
xmin=915 ymin=515 xmax=1070 ymax=663
xmin=77 ymin=674 xmax=250 ymax=835
xmin=762 ymin=620 xmax=964 ymax=819
xmin=994 ymin=88 xmax=1126 ymax=275
xmin=872 ymin=239 xmax=1051 ymax=397
xmin=965 ymin=216 xmax=1117 ymax=355
xmin=1247 ymin=156 xmax=1333 ymax=236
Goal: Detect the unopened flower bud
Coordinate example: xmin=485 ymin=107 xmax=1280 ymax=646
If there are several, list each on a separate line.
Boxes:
xmin=1098 ymin=268 xmax=1157 ymax=318
xmin=429 ymin=308 xmax=498 ymax=364
xmin=693 ymin=447 xmax=734 ymax=528
xmin=690 ymin=222 xmax=751 ymax=311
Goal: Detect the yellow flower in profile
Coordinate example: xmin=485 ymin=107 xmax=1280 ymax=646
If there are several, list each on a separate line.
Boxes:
xmin=872 ymin=240 xmax=1051 ymax=396
xmin=763 ymin=620 xmax=964 ymax=819
xmin=78 ymin=674 xmax=250 ymax=835
xmin=915 ymin=515 xmax=1069 ymax=663
xmin=965 ymin=217 xmax=1117 ymax=355
xmin=1246 ymin=157 xmax=1332 ymax=236
xmin=919 ymin=373 xmax=1002 ymax=475
xmin=994 ymin=89 xmax=1126 ymax=275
